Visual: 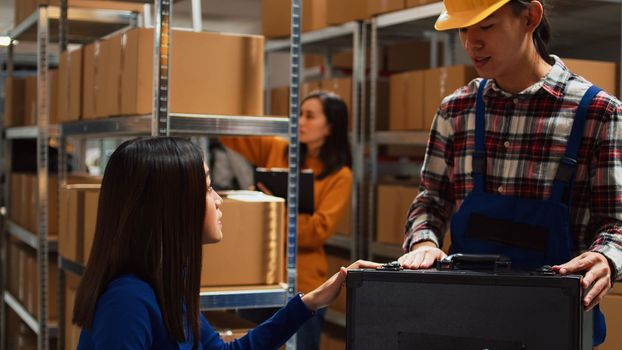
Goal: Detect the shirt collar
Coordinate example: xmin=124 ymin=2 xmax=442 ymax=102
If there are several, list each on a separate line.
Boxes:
xmin=484 ymin=55 xmax=569 ymax=99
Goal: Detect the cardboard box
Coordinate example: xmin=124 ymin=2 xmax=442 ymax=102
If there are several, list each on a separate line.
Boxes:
xmin=329 ymin=48 xmax=386 ymax=71
xmin=7 ymin=238 xmax=22 ymax=299
xmin=301 ymin=81 xmax=322 ymax=99
xmin=82 ymin=43 xmax=97 ymax=120
xmin=23 ymin=70 xmax=60 ymax=125
xmin=376 ymin=184 xmax=419 ymax=245
xmin=9 ymin=173 xmax=23 ymax=227
xmin=59 ymin=184 xmax=100 ymax=264
xmin=386 ymin=40 xmax=444 ymax=73
xmin=423 ymin=65 xmax=478 ymax=130
xmin=599 ymin=294 xmax=622 ymax=350
xmin=270 ymin=86 xmax=290 ymax=117
xmin=305 ymin=54 xmax=325 ymax=69
xmin=327 ymin=0 xmax=369 ymax=26
xmin=389 ymin=70 xmax=425 ymax=130
xmin=326 ymin=253 xmax=349 ymax=313
xmin=610 ymin=283 xmax=622 ymax=296
xmin=65 ymin=274 xmax=82 ymax=350
xmin=201 ymin=192 xmax=285 ymax=286
xmin=262 ymin=0 xmax=328 ymax=38
xmin=563 ymin=58 xmax=619 ymax=97
xmin=119 ymin=28 xmax=264 ymax=117
xmin=321 ymin=77 xmax=353 ymax=126
xmin=82 ymin=190 xmax=100 ymax=264
xmin=23 ymin=174 xmax=58 ymax=236
xmin=367 ymin=0 xmax=405 ymax=16
xmin=100 ymin=33 xmax=123 ymax=118
xmin=34 ymin=256 xmax=59 ymax=321
xmin=22 ymin=248 xmax=59 ymax=321
xmin=83 ymin=38 xmax=119 ymax=118
xmin=4 ymin=77 xmax=26 ymax=127
xmin=405 ymin=0 xmax=439 ymax=8
xmin=58 ymin=48 xmax=83 ymax=122
xmin=15 ymin=0 xmax=144 ymax=26
xmin=24 ymin=76 xmax=37 ymax=125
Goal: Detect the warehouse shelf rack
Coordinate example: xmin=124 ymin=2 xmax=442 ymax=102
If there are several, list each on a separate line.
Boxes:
xmin=266 ymin=20 xmax=368 ymax=261
xmin=0 ymin=3 xmax=140 ymax=350
xmin=367 ymin=2 xmax=448 ymax=262
xmin=60 ymin=114 xmax=290 ymax=138
xmin=51 ymin=0 xmax=304 ymax=349
xmin=3 ymin=292 xmax=59 ymax=339
xmin=6 ymin=221 xmax=58 ymax=253
xmin=8 ymin=6 xmax=138 ymax=44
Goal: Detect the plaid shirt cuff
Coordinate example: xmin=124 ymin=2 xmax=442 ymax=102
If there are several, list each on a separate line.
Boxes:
xmin=403 ymin=229 xmax=441 ymax=253
xmin=591 ymin=244 xmax=622 ymax=281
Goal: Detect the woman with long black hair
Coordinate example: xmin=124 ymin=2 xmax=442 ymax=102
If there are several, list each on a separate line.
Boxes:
xmin=73 ymin=137 xmax=378 ymax=349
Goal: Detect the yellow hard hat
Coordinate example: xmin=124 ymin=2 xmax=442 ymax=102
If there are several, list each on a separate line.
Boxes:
xmin=435 ymin=0 xmax=512 ymax=31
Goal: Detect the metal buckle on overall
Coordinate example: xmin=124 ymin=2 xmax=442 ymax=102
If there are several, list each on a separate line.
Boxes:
xmin=472 ymin=150 xmax=485 ymax=174
xmin=555 ymin=156 xmax=577 ymax=183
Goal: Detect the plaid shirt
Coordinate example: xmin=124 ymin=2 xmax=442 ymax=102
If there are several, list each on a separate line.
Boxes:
xmin=404 ymin=56 xmax=622 ymax=280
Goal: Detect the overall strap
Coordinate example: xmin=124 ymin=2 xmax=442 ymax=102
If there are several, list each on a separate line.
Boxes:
xmin=550 ymin=85 xmax=602 ymax=202
xmin=473 ymin=79 xmax=488 ymax=193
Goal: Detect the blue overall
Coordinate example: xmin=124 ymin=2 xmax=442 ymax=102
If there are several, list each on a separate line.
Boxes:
xmin=449 ymin=80 xmax=606 ymax=346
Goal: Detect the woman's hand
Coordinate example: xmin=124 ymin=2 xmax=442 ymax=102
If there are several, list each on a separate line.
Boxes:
xmin=552 ymin=252 xmax=613 ymax=310
xmin=397 ymin=241 xmax=446 ymax=269
xmin=301 ymin=260 xmax=382 ymax=311
xmin=256 ymin=182 xmax=273 ymax=196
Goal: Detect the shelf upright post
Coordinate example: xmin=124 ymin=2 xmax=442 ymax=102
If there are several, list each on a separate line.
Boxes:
xmin=152 ymin=0 xmax=173 ymax=137
xmin=0 ymin=35 xmax=15 ymax=350
xmin=351 ymin=21 xmax=367 ymax=260
xmin=36 ymin=5 xmax=51 ymax=350
xmin=57 ymin=2 xmax=69 ymax=349
xmin=286 ymin=0 xmax=303 ymax=349
xmin=367 ymin=18 xmax=379 ymax=260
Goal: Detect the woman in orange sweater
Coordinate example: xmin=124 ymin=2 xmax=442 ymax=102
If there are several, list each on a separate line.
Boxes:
xmin=221 ymin=91 xmax=352 ymax=350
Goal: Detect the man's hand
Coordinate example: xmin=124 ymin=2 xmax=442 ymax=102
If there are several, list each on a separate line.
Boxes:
xmin=397 ymin=241 xmax=447 ymax=269
xmin=553 ymin=252 xmax=612 ymax=310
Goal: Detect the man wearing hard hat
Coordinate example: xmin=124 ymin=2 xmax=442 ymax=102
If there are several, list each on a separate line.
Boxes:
xmin=397 ymin=0 xmax=622 ymax=346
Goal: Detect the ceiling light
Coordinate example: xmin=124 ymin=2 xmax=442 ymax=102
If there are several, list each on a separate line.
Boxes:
xmin=0 ymin=36 xmax=17 ymax=46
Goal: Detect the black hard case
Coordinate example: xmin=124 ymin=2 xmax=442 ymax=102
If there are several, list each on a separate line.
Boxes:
xmin=346 ymin=269 xmax=592 ymax=350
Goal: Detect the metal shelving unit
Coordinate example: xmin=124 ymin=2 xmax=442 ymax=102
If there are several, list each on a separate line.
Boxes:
xmin=50 ymin=1 xmax=303 ymax=350
xmin=0 ymin=3 xmax=139 ymax=350
xmin=367 ymin=2 xmax=446 ymax=261
xmin=266 ymin=20 xmax=368 ymax=261
xmin=6 ymin=221 xmax=58 ymax=252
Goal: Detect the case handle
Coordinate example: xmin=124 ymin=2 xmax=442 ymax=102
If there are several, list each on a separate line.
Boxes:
xmin=436 ymin=254 xmax=512 ymax=271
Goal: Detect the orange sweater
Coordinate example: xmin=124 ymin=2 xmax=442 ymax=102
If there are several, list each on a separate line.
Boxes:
xmin=220 ymin=136 xmax=353 ymax=293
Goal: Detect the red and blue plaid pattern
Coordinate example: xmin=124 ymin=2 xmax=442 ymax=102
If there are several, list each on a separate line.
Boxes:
xmin=404 ymin=56 xmax=622 ymax=280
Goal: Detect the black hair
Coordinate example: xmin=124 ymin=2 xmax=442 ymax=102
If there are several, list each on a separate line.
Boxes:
xmin=289 ymin=91 xmax=353 ymax=180
xmin=510 ymin=0 xmax=555 ymax=65
xmin=73 ymin=137 xmax=205 ymax=349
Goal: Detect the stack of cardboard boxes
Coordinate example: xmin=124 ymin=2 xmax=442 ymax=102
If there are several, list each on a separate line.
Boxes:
xmin=262 ymin=0 xmax=440 ymax=38
xmin=4 ymin=28 xmax=266 ymax=126
xmin=599 ymin=284 xmax=622 ymax=350
xmin=6 ymin=238 xmax=59 ymax=324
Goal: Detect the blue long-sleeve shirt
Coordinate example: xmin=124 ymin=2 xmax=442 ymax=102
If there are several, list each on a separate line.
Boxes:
xmin=77 ymin=275 xmax=313 ymax=349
